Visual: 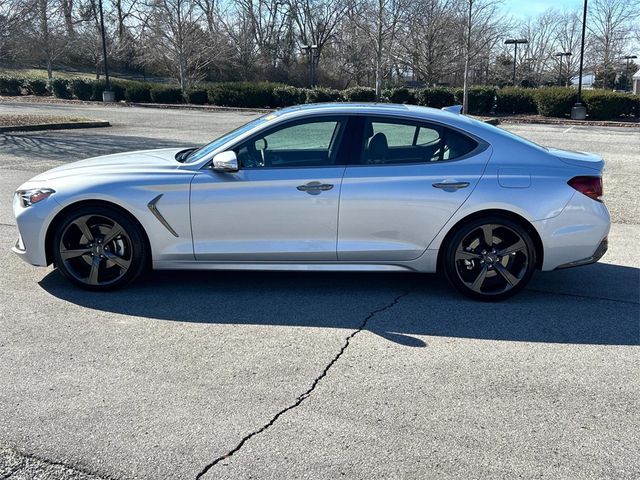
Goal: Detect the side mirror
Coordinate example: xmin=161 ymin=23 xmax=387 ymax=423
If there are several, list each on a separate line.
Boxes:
xmin=212 ymin=151 xmax=239 ymax=172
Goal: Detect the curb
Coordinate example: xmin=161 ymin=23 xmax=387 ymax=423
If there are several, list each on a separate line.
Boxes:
xmin=486 ymin=117 xmax=639 ymax=128
xmin=129 ymin=102 xmax=273 ymax=114
xmin=0 ymin=120 xmax=111 ymax=132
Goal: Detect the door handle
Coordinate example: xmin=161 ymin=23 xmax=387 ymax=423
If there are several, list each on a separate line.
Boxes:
xmin=432 ymin=181 xmax=470 ymax=190
xmin=297 ymin=182 xmax=334 ymax=194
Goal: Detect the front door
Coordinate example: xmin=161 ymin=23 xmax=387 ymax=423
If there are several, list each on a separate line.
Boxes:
xmin=338 ymin=116 xmax=492 ymax=261
xmin=191 ymin=116 xmax=348 ymax=261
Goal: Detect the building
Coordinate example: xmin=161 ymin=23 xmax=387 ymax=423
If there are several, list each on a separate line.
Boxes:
xmin=633 ymin=69 xmax=640 ymax=95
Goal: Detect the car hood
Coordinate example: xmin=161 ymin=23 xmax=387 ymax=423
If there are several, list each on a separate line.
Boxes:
xmin=28 ymin=147 xmax=189 ymax=182
xmin=547 ymin=147 xmax=604 ymax=172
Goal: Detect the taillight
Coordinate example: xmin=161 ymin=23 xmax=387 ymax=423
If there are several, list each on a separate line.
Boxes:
xmin=568 ymin=176 xmax=603 ymax=202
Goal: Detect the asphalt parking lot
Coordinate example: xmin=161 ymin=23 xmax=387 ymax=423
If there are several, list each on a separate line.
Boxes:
xmin=0 ymin=101 xmax=638 ymax=480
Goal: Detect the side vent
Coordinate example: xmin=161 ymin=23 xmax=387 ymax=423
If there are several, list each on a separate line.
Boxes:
xmin=147 ymin=194 xmax=179 ymax=237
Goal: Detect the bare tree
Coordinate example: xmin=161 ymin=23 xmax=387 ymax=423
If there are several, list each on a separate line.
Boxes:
xmin=22 ymin=0 xmax=69 ymax=80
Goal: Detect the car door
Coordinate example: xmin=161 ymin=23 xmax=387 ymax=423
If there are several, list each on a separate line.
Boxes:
xmin=190 ymin=116 xmax=349 ymax=261
xmin=337 ymin=116 xmax=492 ymax=261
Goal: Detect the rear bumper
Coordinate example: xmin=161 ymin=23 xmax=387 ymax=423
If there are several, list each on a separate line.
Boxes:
xmin=555 ymin=236 xmax=608 ymax=269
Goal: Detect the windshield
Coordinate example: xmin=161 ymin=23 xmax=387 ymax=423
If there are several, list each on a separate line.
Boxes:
xmin=184 ymin=115 xmax=270 ymax=163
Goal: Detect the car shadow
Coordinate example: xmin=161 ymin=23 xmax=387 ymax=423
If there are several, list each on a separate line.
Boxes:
xmin=0 ymin=132 xmax=188 ymax=162
xmin=38 ymin=262 xmax=639 ymax=347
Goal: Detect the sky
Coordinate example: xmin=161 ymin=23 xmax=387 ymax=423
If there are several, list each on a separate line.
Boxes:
xmin=501 ymin=0 xmax=584 ymax=18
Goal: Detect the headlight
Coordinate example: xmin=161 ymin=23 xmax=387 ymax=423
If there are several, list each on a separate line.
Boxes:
xmin=16 ymin=188 xmax=55 ymax=207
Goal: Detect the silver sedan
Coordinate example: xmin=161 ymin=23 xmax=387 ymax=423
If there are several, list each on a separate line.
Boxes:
xmin=12 ymin=103 xmax=610 ymax=301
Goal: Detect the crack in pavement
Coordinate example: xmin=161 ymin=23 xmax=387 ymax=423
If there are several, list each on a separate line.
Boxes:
xmin=527 ymin=288 xmax=639 ymax=305
xmin=195 ymin=290 xmax=412 ymax=479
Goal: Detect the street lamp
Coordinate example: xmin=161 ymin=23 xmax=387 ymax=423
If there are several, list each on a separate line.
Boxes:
xmin=504 ymin=38 xmax=528 ymax=86
xmin=623 ymin=55 xmax=637 ymax=91
xmin=555 ymin=52 xmax=572 ymax=86
xmin=571 ymin=0 xmax=588 ymax=119
xmin=98 ymin=0 xmax=113 ymax=102
xmin=301 ymin=44 xmax=319 ymax=88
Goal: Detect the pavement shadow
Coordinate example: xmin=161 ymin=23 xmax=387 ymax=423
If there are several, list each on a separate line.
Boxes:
xmin=0 ymin=132 xmax=188 ymax=162
xmin=39 ymin=262 xmax=639 ymax=347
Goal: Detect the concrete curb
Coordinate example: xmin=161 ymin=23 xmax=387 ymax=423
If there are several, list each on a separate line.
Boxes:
xmin=487 ymin=117 xmax=639 ymax=128
xmin=129 ymin=102 xmax=273 ymax=114
xmin=0 ymin=120 xmax=110 ymax=132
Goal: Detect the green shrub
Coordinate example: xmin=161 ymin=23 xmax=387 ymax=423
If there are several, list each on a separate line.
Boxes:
xmin=51 ymin=79 xmax=71 ymax=99
xmin=496 ymin=87 xmax=537 ymax=114
xmin=69 ymin=79 xmax=92 ymax=100
xmin=24 ymin=78 xmax=48 ymax=96
xmin=186 ymin=88 xmax=208 ymax=104
xmin=273 ymin=85 xmax=307 ymax=107
xmin=416 ymin=87 xmax=455 ymax=109
xmin=208 ymin=82 xmax=280 ymax=108
xmin=0 ymin=76 xmax=22 ymax=96
xmin=90 ymin=80 xmax=126 ymax=101
xmin=383 ymin=87 xmax=416 ymax=104
xmin=582 ymin=90 xmax=631 ymax=120
xmin=305 ymin=87 xmax=344 ymax=103
xmin=343 ymin=86 xmax=377 ymax=102
xmin=535 ymin=87 xmax=575 ymax=117
xmin=150 ymin=85 xmax=183 ymax=103
xmin=454 ymin=86 xmax=495 ymax=114
xmin=125 ymin=82 xmax=152 ymax=102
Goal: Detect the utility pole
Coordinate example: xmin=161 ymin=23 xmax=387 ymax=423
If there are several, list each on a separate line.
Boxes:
xmin=504 ymin=38 xmax=528 ymax=87
xmin=301 ymin=44 xmax=318 ymax=88
xmin=571 ymin=0 xmax=588 ymax=119
xmin=623 ymin=55 xmax=637 ymax=91
xmin=98 ymin=0 xmax=113 ymax=101
xmin=555 ymin=52 xmax=572 ymax=86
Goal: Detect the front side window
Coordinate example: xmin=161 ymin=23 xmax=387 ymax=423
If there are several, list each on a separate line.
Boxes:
xmin=234 ymin=118 xmax=344 ymax=168
xmin=361 ymin=118 xmax=478 ymax=165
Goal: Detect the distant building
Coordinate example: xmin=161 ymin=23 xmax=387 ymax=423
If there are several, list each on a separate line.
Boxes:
xmin=633 ymin=70 xmax=640 ymax=95
xmin=570 ymin=72 xmax=595 ymax=89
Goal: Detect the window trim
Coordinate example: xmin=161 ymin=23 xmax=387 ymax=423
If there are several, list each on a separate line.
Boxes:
xmin=229 ymin=115 xmax=351 ymax=170
xmin=348 ymin=114 xmax=489 ymax=167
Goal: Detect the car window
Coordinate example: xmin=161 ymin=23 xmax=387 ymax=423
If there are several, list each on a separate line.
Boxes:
xmin=361 ymin=118 xmax=477 ymax=165
xmin=235 ymin=119 xmax=343 ymax=168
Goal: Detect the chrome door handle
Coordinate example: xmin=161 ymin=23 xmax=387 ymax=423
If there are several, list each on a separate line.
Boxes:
xmin=297 ymin=182 xmax=334 ymax=194
xmin=432 ymin=181 xmax=470 ymax=190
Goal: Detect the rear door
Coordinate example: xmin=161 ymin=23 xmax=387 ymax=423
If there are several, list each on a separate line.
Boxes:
xmin=337 ymin=116 xmax=492 ymax=261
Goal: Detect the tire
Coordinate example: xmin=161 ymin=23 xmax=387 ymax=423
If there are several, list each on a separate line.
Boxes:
xmin=442 ymin=216 xmax=537 ymax=302
xmin=52 ymin=205 xmax=148 ymax=291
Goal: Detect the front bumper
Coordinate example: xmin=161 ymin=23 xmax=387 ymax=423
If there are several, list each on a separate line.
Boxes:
xmin=12 ymin=191 xmax=60 ymax=267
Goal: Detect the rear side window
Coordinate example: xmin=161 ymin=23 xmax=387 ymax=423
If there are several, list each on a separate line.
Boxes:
xmin=360 ymin=117 xmax=478 ymax=165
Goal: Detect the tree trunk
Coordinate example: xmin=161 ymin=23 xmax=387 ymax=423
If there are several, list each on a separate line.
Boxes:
xmin=462 ymin=0 xmax=473 ymax=114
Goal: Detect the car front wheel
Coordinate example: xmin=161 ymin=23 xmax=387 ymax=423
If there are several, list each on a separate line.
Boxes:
xmin=443 ymin=216 xmax=537 ymax=301
xmin=52 ymin=205 xmax=148 ymax=290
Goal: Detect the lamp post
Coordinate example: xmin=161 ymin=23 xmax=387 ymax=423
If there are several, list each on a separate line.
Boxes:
xmin=623 ymin=55 xmax=637 ymax=91
xmin=301 ymin=44 xmax=318 ymax=88
xmin=98 ymin=0 xmax=113 ymax=102
xmin=571 ymin=0 xmax=588 ymax=119
xmin=504 ymin=38 xmax=528 ymax=86
xmin=555 ymin=52 xmax=572 ymax=86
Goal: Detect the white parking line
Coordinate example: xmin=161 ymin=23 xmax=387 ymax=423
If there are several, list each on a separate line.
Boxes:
xmin=563 ymin=125 xmax=576 ymax=134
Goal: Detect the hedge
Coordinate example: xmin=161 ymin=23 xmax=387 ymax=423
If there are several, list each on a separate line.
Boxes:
xmin=51 ymin=79 xmax=71 ymax=99
xmin=535 ymin=87 xmax=575 ymax=117
xmin=150 ymin=85 xmax=183 ymax=103
xmin=343 ymin=86 xmax=377 ymax=102
xmin=69 ymin=79 xmax=92 ymax=100
xmin=273 ymin=85 xmax=307 ymax=107
xmin=24 ymin=78 xmax=48 ymax=96
xmin=582 ymin=90 xmax=639 ymax=120
xmin=495 ymin=87 xmax=537 ymax=114
xmin=125 ymin=83 xmax=152 ymax=102
xmin=186 ymin=88 xmax=208 ymax=104
xmin=383 ymin=87 xmax=416 ymax=104
xmin=305 ymin=87 xmax=344 ymax=103
xmin=91 ymin=80 xmax=126 ymax=101
xmin=454 ymin=86 xmax=495 ymax=114
xmin=0 ymin=76 xmax=22 ymax=96
xmin=208 ymin=81 xmax=280 ymax=108
xmin=416 ymin=87 xmax=455 ymax=109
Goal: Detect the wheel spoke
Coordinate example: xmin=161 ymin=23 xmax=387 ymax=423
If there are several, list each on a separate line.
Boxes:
xmin=102 ymin=222 xmax=124 ymax=244
xmin=455 ymin=248 xmax=481 ymax=261
xmin=480 ymin=224 xmax=494 ymax=248
xmin=104 ymin=251 xmax=130 ymax=270
xmin=60 ymin=247 xmax=91 ymax=260
xmin=87 ymin=257 xmax=101 ymax=285
xmin=470 ymin=264 xmax=489 ymax=292
xmin=494 ymin=263 xmax=519 ymax=287
xmin=73 ymin=217 xmax=94 ymax=242
xmin=497 ymin=239 xmax=526 ymax=257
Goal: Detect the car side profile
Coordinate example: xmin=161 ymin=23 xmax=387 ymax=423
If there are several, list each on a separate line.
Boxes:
xmin=12 ymin=103 xmax=610 ymax=301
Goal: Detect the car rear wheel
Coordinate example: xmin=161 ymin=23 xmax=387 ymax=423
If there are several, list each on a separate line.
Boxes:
xmin=443 ymin=216 xmax=537 ymax=301
xmin=52 ymin=205 xmax=148 ymax=291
